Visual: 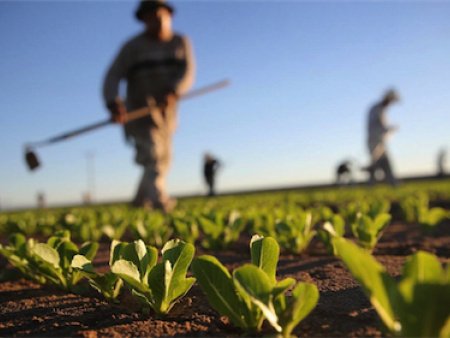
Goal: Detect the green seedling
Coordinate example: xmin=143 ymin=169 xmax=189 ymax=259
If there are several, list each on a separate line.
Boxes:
xmin=71 ymin=240 xmax=127 ymax=302
xmin=365 ymin=199 xmax=391 ymax=220
xmin=171 ymin=216 xmax=199 ymax=244
xmin=131 ymin=211 xmax=173 ymax=248
xmin=418 ymin=207 xmax=448 ymax=233
xmin=274 ymin=211 xmax=316 ymax=254
xmin=61 ymin=211 xmax=103 ymax=242
xmin=111 ymin=238 xmax=195 ymax=316
xmin=101 ymin=219 xmax=129 ymax=241
xmin=30 ymin=230 xmax=98 ymax=292
xmin=192 ymin=235 xmax=319 ymax=337
xmin=198 ymin=210 xmax=245 ymax=250
xmin=317 ymin=215 xmax=345 ymax=255
xmin=401 ymin=194 xmax=448 ymax=232
xmin=351 ymin=212 xmax=391 ymax=252
xmin=333 ymin=237 xmax=450 ymax=337
xmin=0 ymin=233 xmax=46 ymax=283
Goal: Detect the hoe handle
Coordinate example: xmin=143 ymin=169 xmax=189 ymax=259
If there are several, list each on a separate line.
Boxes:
xmin=27 ymin=79 xmax=230 ymax=148
xmin=126 ymin=78 xmax=231 ymax=122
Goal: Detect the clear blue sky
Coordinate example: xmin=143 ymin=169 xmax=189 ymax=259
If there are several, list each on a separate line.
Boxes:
xmin=0 ymin=1 xmax=449 ymax=209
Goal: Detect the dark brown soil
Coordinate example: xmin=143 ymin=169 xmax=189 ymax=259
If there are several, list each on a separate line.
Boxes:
xmin=0 ymin=220 xmax=449 ymax=337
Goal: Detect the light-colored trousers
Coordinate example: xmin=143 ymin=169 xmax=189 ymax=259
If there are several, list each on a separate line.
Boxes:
xmin=125 ymin=103 xmax=178 ymax=208
xmin=368 ymin=142 xmax=396 ymax=186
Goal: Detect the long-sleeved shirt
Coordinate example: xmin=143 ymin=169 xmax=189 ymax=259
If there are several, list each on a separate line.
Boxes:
xmin=103 ymin=32 xmax=195 ymax=112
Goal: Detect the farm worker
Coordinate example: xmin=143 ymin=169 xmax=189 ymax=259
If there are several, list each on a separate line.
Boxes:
xmin=366 ymin=89 xmax=400 ymax=186
xmin=203 ymin=153 xmax=221 ymax=196
xmin=103 ymin=0 xmax=195 ymax=212
xmin=437 ymin=147 xmax=447 ymax=177
xmin=336 ymin=160 xmax=353 ymax=185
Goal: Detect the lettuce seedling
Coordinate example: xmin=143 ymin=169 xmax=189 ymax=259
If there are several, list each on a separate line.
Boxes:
xmin=351 ymin=212 xmax=391 ymax=252
xmin=30 ymin=230 xmax=98 ymax=292
xmin=0 ymin=233 xmax=46 ymax=284
xmin=192 ymin=235 xmax=319 ymax=337
xmin=198 ymin=210 xmax=245 ymax=250
xmin=171 ymin=216 xmax=199 ymax=244
xmin=401 ymin=194 xmax=448 ymax=232
xmin=131 ymin=211 xmax=173 ymax=248
xmin=317 ymin=216 xmax=345 ymax=255
xmin=274 ymin=211 xmax=316 ymax=254
xmin=61 ymin=211 xmax=103 ymax=242
xmin=111 ymin=239 xmax=195 ymax=316
xmin=333 ymin=237 xmax=450 ymax=337
xmin=365 ymin=199 xmax=391 ymax=220
xmin=71 ymin=240 xmax=127 ymax=302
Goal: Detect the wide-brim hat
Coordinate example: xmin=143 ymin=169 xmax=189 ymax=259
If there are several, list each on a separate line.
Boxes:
xmin=135 ymin=0 xmax=174 ymax=21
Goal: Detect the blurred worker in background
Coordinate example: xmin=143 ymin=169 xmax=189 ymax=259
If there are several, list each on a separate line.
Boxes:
xmin=103 ymin=0 xmax=195 ymax=212
xmin=366 ymin=89 xmax=400 ymax=186
xmin=203 ymin=153 xmax=221 ymax=196
xmin=437 ymin=147 xmax=447 ymax=177
xmin=336 ymin=160 xmax=353 ymax=185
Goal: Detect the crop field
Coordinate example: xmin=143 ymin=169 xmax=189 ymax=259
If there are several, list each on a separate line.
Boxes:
xmin=0 ymin=179 xmax=449 ymax=337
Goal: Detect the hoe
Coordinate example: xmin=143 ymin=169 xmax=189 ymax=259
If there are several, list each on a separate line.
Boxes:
xmin=24 ymin=79 xmax=230 ymax=171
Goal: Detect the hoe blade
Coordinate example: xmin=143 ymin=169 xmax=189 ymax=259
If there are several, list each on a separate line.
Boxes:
xmin=25 ymin=150 xmax=40 ymax=171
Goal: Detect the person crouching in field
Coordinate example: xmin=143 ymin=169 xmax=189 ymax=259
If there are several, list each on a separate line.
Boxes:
xmin=103 ymin=0 xmax=195 ymax=212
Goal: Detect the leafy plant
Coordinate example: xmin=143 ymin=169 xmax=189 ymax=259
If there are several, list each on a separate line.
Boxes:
xmin=333 ymin=237 xmax=450 ymax=337
xmin=351 ymin=212 xmax=391 ymax=252
xmin=192 ymin=235 xmax=319 ymax=336
xmin=61 ymin=211 xmax=103 ymax=242
xmin=400 ymin=194 xmax=448 ymax=232
xmin=71 ymin=240 xmax=127 ymax=302
xmin=197 ymin=210 xmax=245 ymax=250
xmin=365 ymin=199 xmax=391 ymax=220
xmin=273 ymin=211 xmax=317 ymax=254
xmin=111 ymin=238 xmax=195 ymax=316
xmin=130 ymin=211 xmax=173 ymax=248
xmin=29 ymin=230 xmax=98 ymax=292
xmin=171 ymin=214 xmax=199 ymax=244
xmin=0 ymin=233 xmax=46 ymax=283
xmin=317 ymin=216 xmax=345 ymax=255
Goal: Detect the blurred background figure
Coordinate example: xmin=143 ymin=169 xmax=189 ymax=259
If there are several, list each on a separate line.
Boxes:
xmin=83 ymin=192 xmax=92 ymax=205
xmin=37 ymin=191 xmax=46 ymax=209
xmin=103 ymin=0 xmax=195 ymax=212
xmin=336 ymin=160 xmax=353 ymax=185
xmin=203 ymin=153 xmax=221 ymax=197
xmin=366 ymin=89 xmax=400 ymax=186
xmin=437 ymin=147 xmax=447 ymax=177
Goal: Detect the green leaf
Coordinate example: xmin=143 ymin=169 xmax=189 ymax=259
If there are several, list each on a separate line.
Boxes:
xmin=112 ymin=259 xmax=150 ymax=293
xmin=233 ymin=264 xmax=280 ymax=332
xmin=33 ymin=243 xmax=60 ymax=269
xmin=333 ymin=237 xmax=400 ymax=332
xmin=272 ymin=278 xmax=296 ymax=299
xmin=401 ymin=251 xmax=443 ymax=286
xmin=250 ymin=235 xmax=279 ymax=285
xmin=57 ymin=240 xmax=79 ymax=272
xmin=71 ymin=255 xmax=98 ymax=278
xmin=396 ymin=283 xmax=450 ymax=337
xmin=8 ymin=233 xmax=26 ymax=250
xmin=425 ymin=208 xmax=447 ymax=227
xmin=277 ymin=282 xmax=319 ymax=338
xmin=79 ymin=242 xmax=99 ymax=261
xmin=109 ymin=240 xmax=126 ymax=266
xmin=191 ymin=255 xmax=246 ymax=328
